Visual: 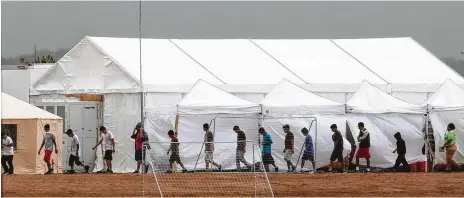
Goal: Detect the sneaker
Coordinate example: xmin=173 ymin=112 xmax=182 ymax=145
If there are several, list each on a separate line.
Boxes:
xmin=84 ymin=165 xmax=90 ymax=173
xmin=166 ymin=170 xmax=173 ymax=173
xmin=182 ymin=169 xmax=188 ymax=173
xmin=144 ymin=165 xmax=149 ymax=173
xmin=366 ymin=168 xmax=371 ymax=172
xmin=300 ymin=169 xmax=305 ymax=173
xmin=292 ymin=165 xmax=296 ymax=172
xmin=106 ymin=169 xmax=113 ymax=173
xmin=218 ymin=165 xmax=222 ymax=172
xmin=274 ymin=167 xmax=279 ymax=172
xmin=44 ymin=169 xmax=53 ymax=174
xmin=2 ymin=171 xmax=8 ymax=175
xmin=133 ymin=170 xmax=140 ymax=173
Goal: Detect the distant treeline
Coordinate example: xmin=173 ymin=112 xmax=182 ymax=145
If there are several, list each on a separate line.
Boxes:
xmin=2 ymin=49 xmax=464 ymax=77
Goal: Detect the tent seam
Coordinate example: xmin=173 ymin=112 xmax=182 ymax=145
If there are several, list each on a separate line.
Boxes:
xmin=168 ymin=39 xmax=226 ymax=84
xmin=409 ymin=37 xmax=464 ymax=81
xmin=329 ymin=39 xmax=390 ymax=84
xmin=249 ymin=39 xmax=308 ymax=84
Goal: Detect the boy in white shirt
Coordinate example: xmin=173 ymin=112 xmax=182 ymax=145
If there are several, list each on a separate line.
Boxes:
xmin=2 ymin=132 xmax=14 ymax=174
xmin=65 ymin=129 xmax=84 ymax=173
xmin=92 ymin=126 xmax=115 ymax=173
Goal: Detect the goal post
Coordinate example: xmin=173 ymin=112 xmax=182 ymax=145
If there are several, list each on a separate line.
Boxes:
xmin=144 ymin=140 xmax=274 ymax=197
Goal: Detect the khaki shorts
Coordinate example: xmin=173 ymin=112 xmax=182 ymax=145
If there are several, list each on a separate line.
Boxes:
xmin=446 ymin=144 xmax=457 ymax=162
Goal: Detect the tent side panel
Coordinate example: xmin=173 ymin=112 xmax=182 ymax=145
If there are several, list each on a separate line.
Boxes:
xmin=34 ymin=119 xmax=64 ymax=174
xmin=1 ymin=119 xmax=38 ymax=174
xmin=98 ymin=93 xmax=141 ymax=173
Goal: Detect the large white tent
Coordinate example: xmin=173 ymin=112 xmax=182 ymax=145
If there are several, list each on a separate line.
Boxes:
xmin=27 ymin=36 xmax=464 ymax=172
xmin=424 ymin=80 xmax=464 ymax=164
xmin=260 ymin=79 xmax=351 ymax=169
xmin=346 ymin=81 xmax=427 ymax=168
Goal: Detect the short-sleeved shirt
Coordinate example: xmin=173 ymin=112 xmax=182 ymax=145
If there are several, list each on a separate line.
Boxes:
xmin=1 ymin=137 xmax=14 ymax=156
xmin=101 ymin=131 xmax=114 ymax=151
xmin=204 ymin=131 xmax=214 ymax=152
xmin=332 ymin=131 xmax=343 ymax=150
xmin=236 ymin=130 xmax=247 ymax=151
xmin=444 ymin=130 xmax=456 ymax=147
xmin=170 ymin=137 xmax=179 ymax=154
xmin=262 ymin=132 xmax=272 ymax=154
xmin=284 ymin=132 xmax=294 ymax=151
xmin=304 ymin=135 xmax=314 ymax=156
xmin=70 ymin=134 xmax=80 ymax=153
xmin=43 ymin=132 xmax=56 ymax=151
xmin=135 ymin=132 xmax=143 ymax=150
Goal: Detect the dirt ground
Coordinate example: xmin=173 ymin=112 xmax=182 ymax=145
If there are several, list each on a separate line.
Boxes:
xmin=2 ymin=172 xmax=464 ymax=197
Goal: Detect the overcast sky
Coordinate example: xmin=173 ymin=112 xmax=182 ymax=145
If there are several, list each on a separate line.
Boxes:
xmin=2 ymin=1 xmax=464 ymax=59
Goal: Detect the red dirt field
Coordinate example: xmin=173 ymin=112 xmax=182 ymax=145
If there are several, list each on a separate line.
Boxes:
xmin=2 ymin=172 xmax=463 ymax=197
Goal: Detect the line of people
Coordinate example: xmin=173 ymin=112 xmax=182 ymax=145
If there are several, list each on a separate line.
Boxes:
xmin=2 ymin=121 xmax=458 ymax=174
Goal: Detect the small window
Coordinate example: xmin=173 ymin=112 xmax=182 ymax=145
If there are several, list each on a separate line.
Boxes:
xmin=46 ymin=106 xmax=55 ymax=114
xmin=1 ymin=124 xmax=18 ymax=150
xmin=57 ymin=106 xmax=66 ymax=133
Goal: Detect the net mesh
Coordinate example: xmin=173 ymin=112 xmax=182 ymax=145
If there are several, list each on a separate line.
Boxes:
xmin=144 ymin=141 xmax=273 ymax=197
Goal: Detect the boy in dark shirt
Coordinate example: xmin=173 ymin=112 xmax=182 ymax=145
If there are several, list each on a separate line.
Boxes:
xmin=392 ymin=132 xmax=410 ymax=172
xmin=167 ymin=130 xmax=187 ymax=173
xmin=233 ymin=126 xmax=252 ymax=172
xmin=283 ymin=124 xmax=296 ymax=172
xmin=330 ymin=124 xmax=344 ymax=172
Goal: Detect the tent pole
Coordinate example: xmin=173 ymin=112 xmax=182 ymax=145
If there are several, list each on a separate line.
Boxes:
xmin=139 ymin=0 xmax=144 ymax=123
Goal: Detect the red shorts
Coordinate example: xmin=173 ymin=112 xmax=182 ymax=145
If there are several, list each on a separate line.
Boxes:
xmin=355 ymin=148 xmax=371 ymax=159
xmin=44 ymin=150 xmax=52 ymax=162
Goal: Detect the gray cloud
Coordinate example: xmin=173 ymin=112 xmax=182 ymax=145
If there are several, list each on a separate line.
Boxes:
xmin=2 ymin=1 xmax=464 ymax=59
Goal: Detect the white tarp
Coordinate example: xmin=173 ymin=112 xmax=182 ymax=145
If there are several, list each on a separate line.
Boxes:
xmin=261 ymin=79 xmax=345 ymax=115
xmin=94 ymin=93 xmax=141 ymax=173
xmin=252 ymin=39 xmax=387 ymax=85
xmin=424 ymin=80 xmax=464 ymax=164
xmin=347 ymin=81 xmax=426 ymax=114
xmin=177 ymin=80 xmax=261 ymax=115
xmin=346 ymin=81 xmax=427 ymax=168
xmin=333 ymin=37 xmax=464 ymax=86
xmin=170 ymin=39 xmax=306 ymax=85
xmin=347 ymin=114 xmax=426 ymax=168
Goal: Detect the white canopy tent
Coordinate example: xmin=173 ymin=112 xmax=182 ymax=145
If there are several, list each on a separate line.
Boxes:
xmin=260 ymin=79 xmax=351 ymax=170
xmin=145 ymin=80 xmax=262 ymax=171
xmin=424 ymin=80 xmax=464 ymax=164
xmin=346 ymin=81 xmax=427 ymax=168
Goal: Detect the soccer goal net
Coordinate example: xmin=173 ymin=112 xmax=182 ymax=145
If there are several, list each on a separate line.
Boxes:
xmin=144 ymin=140 xmax=274 ymax=197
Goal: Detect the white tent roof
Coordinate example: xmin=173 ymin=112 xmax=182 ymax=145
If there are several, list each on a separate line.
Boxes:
xmin=347 ymin=81 xmax=426 ymax=114
xmin=170 ymin=39 xmax=306 ymax=84
xmin=30 ymin=36 xmax=464 ymax=95
xmin=88 ymin=37 xmax=224 ymax=85
xmin=424 ymin=80 xmax=464 ymax=111
xmin=1 ymin=92 xmax=62 ymax=119
xmin=261 ymin=79 xmax=345 ymax=115
xmin=334 ymin=37 xmax=464 ymax=85
xmin=252 ymin=39 xmax=387 ymax=85
xmin=177 ymin=80 xmax=261 ymax=115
